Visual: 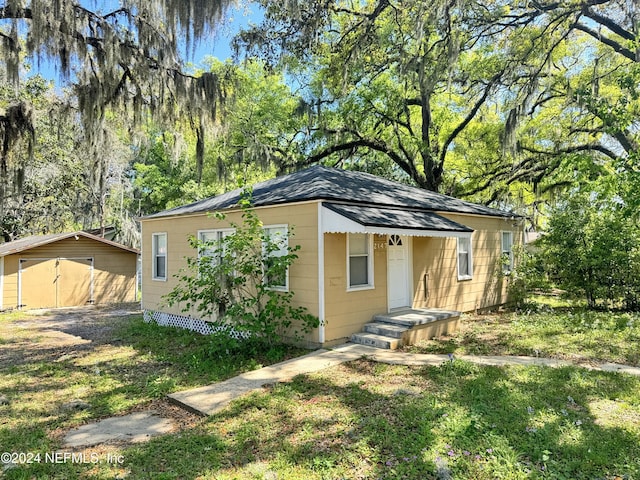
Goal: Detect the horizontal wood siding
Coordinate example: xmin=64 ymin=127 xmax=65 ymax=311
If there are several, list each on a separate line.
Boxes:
xmin=2 ymin=256 xmax=19 ymax=309
xmin=322 ymin=233 xmax=388 ymax=343
xmin=140 ymin=204 xmax=522 ymax=345
xmin=0 ymin=237 xmax=137 ymax=309
xmin=412 ymin=215 xmax=523 ymax=312
xmin=141 ymin=202 xmax=320 ymax=344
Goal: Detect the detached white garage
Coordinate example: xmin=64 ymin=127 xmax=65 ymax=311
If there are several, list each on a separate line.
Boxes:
xmin=0 ymin=232 xmax=139 ymax=310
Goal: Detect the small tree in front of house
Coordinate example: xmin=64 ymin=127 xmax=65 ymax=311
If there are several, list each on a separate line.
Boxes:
xmin=164 ymin=189 xmax=319 ymax=349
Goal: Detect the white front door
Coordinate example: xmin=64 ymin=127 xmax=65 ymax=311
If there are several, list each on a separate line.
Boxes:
xmin=387 ymin=235 xmax=411 ymax=310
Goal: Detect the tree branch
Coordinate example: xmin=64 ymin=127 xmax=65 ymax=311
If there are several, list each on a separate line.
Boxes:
xmin=573 ymin=22 xmax=636 ymax=62
xmin=580 ymin=6 xmax=635 ymax=42
xmin=438 ymin=73 xmax=502 ymax=168
xmin=304 ymin=133 xmax=423 ymax=185
xmin=611 ymin=130 xmax=639 ymax=155
xmin=519 ymin=143 xmax=620 ymax=160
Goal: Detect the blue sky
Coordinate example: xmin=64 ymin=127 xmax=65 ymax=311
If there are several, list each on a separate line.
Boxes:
xmin=189 ymin=3 xmax=264 ymax=64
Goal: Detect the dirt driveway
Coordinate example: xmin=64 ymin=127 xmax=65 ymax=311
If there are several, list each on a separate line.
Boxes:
xmin=0 ymin=303 xmax=142 ymax=368
xmin=1 ymin=303 xmax=202 ymax=449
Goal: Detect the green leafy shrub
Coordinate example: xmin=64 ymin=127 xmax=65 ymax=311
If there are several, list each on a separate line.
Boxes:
xmin=164 ymin=188 xmax=319 ymax=348
xmin=539 ymin=189 xmax=640 ymax=310
xmin=505 ymin=245 xmax=550 ymax=309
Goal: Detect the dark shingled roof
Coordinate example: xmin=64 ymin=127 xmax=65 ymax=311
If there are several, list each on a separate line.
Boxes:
xmin=143 ymin=165 xmax=517 ymax=219
xmin=324 ymin=203 xmax=473 ymax=233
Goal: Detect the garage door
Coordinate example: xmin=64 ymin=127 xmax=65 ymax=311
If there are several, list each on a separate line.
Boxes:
xmin=20 ymin=258 xmax=93 ymax=309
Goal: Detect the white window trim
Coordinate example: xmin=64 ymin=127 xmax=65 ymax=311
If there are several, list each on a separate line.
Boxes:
xmin=457 ymin=235 xmax=474 ymax=281
xmin=347 ymin=232 xmax=375 ymax=291
xmin=152 ymin=232 xmax=167 ymax=281
xmin=501 ymin=230 xmax=514 ymax=274
xmin=197 ymin=228 xmax=236 ymax=258
xmin=263 ymin=224 xmax=290 ymax=292
xmin=196 ymin=228 xmax=236 ymax=281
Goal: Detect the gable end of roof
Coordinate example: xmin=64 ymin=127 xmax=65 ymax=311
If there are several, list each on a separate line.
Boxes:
xmin=0 ymin=231 xmax=139 ymax=257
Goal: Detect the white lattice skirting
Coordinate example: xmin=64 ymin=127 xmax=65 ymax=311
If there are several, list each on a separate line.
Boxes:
xmin=143 ymin=310 xmax=250 ymax=339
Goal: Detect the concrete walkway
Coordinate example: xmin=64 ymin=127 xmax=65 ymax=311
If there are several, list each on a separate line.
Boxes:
xmin=60 ymin=344 xmax=640 ymax=447
xmin=168 ymin=343 xmax=640 ymax=416
xmin=168 ymin=344 xmax=371 ymax=416
xmin=64 ymin=412 xmax=174 ymax=448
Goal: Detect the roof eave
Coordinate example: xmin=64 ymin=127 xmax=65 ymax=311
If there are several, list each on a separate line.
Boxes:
xmin=0 ymin=231 xmax=139 ymax=257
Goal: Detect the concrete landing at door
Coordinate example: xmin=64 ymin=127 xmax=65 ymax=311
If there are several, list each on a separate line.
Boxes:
xmin=352 ymin=308 xmax=461 ymax=349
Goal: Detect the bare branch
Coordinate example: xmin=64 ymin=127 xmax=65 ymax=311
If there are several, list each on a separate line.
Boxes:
xmin=580 ymin=6 xmax=635 ymax=42
xmin=573 ymin=22 xmax=636 ymax=61
xmin=303 ymin=131 xmax=424 ymax=186
xmin=519 ymin=143 xmax=620 ymax=160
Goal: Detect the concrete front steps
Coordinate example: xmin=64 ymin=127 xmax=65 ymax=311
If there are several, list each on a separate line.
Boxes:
xmin=350 ymin=308 xmax=461 ymax=350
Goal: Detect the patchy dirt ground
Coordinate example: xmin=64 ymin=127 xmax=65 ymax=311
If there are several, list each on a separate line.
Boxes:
xmin=0 ymin=304 xmax=204 ymax=446
xmin=0 ymin=304 xmax=142 ymax=366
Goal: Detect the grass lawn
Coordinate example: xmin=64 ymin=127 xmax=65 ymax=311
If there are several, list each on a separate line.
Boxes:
xmin=1 ymin=302 xmax=639 ymax=479
xmin=0 ymin=309 xmax=304 ymax=479
xmin=404 ymin=298 xmax=640 ymax=367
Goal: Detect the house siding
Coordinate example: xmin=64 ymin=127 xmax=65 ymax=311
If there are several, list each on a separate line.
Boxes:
xmin=1 ymin=236 xmax=138 ymax=309
xmin=2 ymin=255 xmax=18 ymax=308
xmin=412 ymin=214 xmax=522 ymax=312
xmin=321 ymin=216 xmax=522 ymax=345
xmin=322 ymin=233 xmax=388 ymax=344
xmin=140 ymin=202 xmax=320 ymax=344
xmin=137 ymin=166 xmax=525 ymax=347
xmin=0 ymin=256 xmax=4 ymax=309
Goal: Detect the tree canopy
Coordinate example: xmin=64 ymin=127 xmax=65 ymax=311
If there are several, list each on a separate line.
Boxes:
xmin=0 ymin=0 xmax=638 ymax=239
xmin=237 ymin=0 xmax=638 ymax=213
xmin=0 ymin=0 xmax=232 ymax=185
xmin=0 ymin=0 xmax=236 ymax=240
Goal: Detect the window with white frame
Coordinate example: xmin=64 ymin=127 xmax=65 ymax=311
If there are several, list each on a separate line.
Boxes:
xmin=263 ymin=225 xmax=289 ymax=290
xmin=198 ymin=229 xmax=234 ymax=266
xmin=457 ymin=236 xmax=473 ymax=280
xmin=502 ymin=231 xmax=514 ymax=274
xmin=348 ymin=233 xmax=373 ymax=289
xmin=152 ymin=233 xmax=167 ymax=281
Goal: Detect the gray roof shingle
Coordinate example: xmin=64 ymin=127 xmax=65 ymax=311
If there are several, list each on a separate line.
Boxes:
xmin=143 ymin=165 xmax=516 ymax=220
xmin=323 ymin=203 xmax=474 ymax=233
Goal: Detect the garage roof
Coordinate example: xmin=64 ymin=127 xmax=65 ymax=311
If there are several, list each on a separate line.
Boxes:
xmin=0 ymin=231 xmax=139 ymax=257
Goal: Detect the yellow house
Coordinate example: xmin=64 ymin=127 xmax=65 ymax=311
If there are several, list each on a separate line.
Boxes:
xmin=140 ymin=166 xmax=523 ymax=349
xmin=0 ymin=231 xmax=139 ymax=310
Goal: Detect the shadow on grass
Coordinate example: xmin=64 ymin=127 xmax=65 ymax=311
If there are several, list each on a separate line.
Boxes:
xmin=0 ymin=310 xmax=307 ymax=478
xmin=3 ymin=307 xmax=639 ymax=478
xmin=2 ymin=310 xmax=305 ymax=411
xmin=409 ymin=303 xmax=640 ymax=367
xmin=122 ymin=365 xmax=439 ymax=479
xmin=120 ymin=359 xmax=639 ymax=479
xmin=417 ymin=360 xmax=640 ymax=478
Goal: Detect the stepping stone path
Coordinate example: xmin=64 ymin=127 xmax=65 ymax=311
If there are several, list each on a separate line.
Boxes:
xmin=63 ymin=412 xmax=174 ymax=448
